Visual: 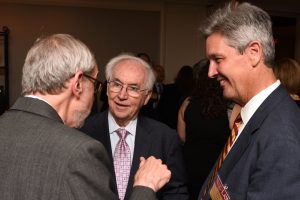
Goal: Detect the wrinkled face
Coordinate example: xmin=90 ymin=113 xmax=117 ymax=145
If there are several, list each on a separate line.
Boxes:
xmin=206 ymin=32 xmax=252 ymax=104
xmin=73 ymin=67 xmax=99 ymax=128
xmin=107 ymin=60 xmax=151 ymax=126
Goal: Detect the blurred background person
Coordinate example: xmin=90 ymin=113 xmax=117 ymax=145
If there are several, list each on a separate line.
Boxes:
xmin=177 ymin=59 xmax=230 ymax=199
xmin=157 ymin=65 xmax=193 ymax=129
xmin=141 ymin=64 xmax=165 ymax=119
xmin=136 ymin=52 xmax=153 ymax=67
xmin=274 ymin=57 xmax=300 ymax=107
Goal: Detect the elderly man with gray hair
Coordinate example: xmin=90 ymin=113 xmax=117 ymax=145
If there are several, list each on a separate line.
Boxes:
xmin=81 ymin=53 xmax=189 ymax=200
xmin=0 ymin=34 xmax=171 ymax=200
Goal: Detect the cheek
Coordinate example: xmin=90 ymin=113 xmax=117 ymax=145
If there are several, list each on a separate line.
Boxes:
xmin=107 ymin=92 xmax=117 ymax=102
xmin=131 ymin=98 xmax=145 ymax=110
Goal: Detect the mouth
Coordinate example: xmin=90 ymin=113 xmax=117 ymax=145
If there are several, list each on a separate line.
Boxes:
xmin=217 ymin=77 xmax=227 ymax=88
xmin=114 ymin=101 xmax=130 ymax=109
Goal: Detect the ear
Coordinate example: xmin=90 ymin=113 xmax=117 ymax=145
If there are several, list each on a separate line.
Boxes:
xmin=143 ymin=90 xmax=153 ymax=105
xmin=245 ymin=41 xmax=262 ymax=68
xmin=106 ymin=82 xmax=109 ymax=97
xmin=71 ymin=71 xmax=84 ymax=98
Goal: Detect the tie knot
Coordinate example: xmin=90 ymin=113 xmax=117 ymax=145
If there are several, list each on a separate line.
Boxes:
xmin=234 ymin=113 xmax=242 ymax=124
xmin=116 ymin=128 xmax=128 ymax=140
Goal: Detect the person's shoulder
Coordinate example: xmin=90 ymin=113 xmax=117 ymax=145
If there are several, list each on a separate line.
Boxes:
xmin=57 ymin=123 xmax=98 ymax=145
xmin=35 ymin=121 xmax=104 ymax=161
xmin=84 ymin=110 xmax=107 ymax=125
xmin=138 ymin=115 xmax=177 ymax=135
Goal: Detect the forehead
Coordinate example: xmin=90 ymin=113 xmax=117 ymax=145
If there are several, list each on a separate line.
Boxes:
xmin=206 ymin=32 xmax=233 ymax=58
xmin=112 ymin=60 xmax=147 ymax=84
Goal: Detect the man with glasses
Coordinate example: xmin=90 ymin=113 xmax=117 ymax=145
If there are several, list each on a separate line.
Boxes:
xmin=81 ymin=53 xmax=189 ymax=200
xmin=83 ymin=73 xmax=103 ymax=94
xmin=0 ymin=34 xmax=171 ymax=200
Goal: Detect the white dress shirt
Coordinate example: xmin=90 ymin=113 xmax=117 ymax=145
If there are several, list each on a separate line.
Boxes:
xmin=233 ymin=80 xmax=281 ymax=146
xmin=108 ymin=112 xmax=136 ymax=163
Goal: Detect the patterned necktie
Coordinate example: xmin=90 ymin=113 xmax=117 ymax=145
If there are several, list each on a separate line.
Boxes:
xmin=114 ymin=128 xmax=131 ymax=200
xmin=200 ymin=114 xmax=242 ymax=200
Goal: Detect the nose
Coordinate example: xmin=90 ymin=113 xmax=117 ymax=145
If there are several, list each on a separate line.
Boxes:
xmin=117 ymin=85 xmax=128 ymax=99
xmin=208 ymin=62 xmax=218 ymax=78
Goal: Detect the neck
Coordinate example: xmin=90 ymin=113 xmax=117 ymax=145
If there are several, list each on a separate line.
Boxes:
xmin=32 ymin=91 xmax=73 ymax=126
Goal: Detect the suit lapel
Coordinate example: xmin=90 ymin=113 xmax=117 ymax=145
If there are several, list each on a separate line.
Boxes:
xmin=125 ymin=116 xmax=153 ymax=199
xmin=219 ymin=84 xmax=288 ymax=179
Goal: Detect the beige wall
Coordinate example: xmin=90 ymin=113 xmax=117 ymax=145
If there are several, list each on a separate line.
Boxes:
xmin=163 ymin=2 xmax=206 ymax=83
xmin=0 ymin=2 xmax=162 ymax=105
xmin=1 ymin=0 xmax=300 ymax=106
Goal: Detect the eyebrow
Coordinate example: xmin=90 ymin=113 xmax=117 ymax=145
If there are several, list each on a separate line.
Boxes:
xmin=209 ymin=54 xmax=223 ymax=59
xmin=112 ymin=79 xmax=140 ymax=87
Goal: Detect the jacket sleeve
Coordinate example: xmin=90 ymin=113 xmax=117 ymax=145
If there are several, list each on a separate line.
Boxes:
xmin=130 ymin=186 xmax=157 ymax=200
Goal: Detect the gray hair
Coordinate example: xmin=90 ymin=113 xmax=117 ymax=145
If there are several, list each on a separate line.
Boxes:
xmin=22 ymin=34 xmax=97 ymax=95
xmin=105 ymin=53 xmax=156 ymax=90
xmin=200 ymin=2 xmax=275 ymax=68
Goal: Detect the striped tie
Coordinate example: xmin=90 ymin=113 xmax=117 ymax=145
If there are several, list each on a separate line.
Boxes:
xmin=200 ymin=114 xmax=242 ymax=199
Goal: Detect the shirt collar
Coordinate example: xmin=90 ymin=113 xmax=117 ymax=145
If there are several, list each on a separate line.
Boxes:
xmin=108 ymin=111 xmax=136 ymax=136
xmin=240 ymin=80 xmax=280 ymax=125
xmin=24 ymin=95 xmax=51 ymax=105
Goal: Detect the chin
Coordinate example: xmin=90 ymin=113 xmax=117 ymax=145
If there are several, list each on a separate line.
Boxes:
xmin=222 ymin=90 xmax=235 ymax=100
xmin=73 ymin=109 xmax=90 ymax=128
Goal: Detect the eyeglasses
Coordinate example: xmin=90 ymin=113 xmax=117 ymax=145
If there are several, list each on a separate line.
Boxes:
xmin=83 ymin=73 xmax=103 ymax=93
xmin=108 ymin=80 xmax=148 ymax=97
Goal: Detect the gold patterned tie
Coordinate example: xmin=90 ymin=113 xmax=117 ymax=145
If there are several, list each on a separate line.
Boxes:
xmin=200 ymin=114 xmax=242 ymax=200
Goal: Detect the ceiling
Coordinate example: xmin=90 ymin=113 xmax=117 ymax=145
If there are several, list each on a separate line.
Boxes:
xmin=1 ymin=0 xmax=300 ymax=15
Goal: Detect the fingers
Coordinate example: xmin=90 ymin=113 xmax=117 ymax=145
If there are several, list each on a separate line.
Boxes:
xmin=133 ymin=156 xmax=171 ymax=192
xmin=139 ymin=156 xmax=146 ymax=167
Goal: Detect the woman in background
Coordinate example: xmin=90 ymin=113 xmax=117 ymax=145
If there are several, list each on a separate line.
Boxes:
xmin=274 ymin=57 xmax=300 ymax=107
xmin=177 ymin=59 xmax=230 ymax=199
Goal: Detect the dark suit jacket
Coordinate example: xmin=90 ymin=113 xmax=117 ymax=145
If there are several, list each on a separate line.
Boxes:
xmin=0 ymin=97 xmax=156 ymax=200
xmin=199 ymin=85 xmax=300 ymax=200
xmin=81 ymin=110 xmax=189 ymax=200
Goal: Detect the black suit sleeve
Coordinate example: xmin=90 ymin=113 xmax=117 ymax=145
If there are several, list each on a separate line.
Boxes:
xmin=159 ymin=130 xmax=189 ymax=200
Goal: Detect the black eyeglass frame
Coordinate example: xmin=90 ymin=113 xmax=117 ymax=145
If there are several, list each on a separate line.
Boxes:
xmin=83 ymin=73 xmax=103 ymax=93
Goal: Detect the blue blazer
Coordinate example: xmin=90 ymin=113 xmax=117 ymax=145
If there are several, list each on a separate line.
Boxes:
xmin=199 ymin=85 xmax=300 ymax=200
xmin=81 ymin=110 xmax=189 ymax=200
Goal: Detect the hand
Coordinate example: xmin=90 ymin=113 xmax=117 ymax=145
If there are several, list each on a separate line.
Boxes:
xmin=133 ymin=156 xmax=171 ymax=192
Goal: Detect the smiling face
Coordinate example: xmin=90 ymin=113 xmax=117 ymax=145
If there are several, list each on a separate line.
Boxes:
xmin=107 ymin=60 xmax=152 ymax=126
xmin=206 ymin=32 xmax=254 ymax=105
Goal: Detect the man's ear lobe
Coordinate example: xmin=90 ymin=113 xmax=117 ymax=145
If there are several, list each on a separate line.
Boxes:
xmin=72 ymin=71 xmax=84 ymax=98
xmin=247 ymin=41 xmax=262 ymax=67
xmin=143 ymin=91 xmax=153 ymax=105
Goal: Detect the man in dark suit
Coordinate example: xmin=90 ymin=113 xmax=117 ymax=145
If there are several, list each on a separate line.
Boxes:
xmin=81 ymin=53 xmax=189 ymax=200
xmin=0 ymin=34 xmax=171 ymax=200
xmin=198 ymin=2 xmax=300 ymax=200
